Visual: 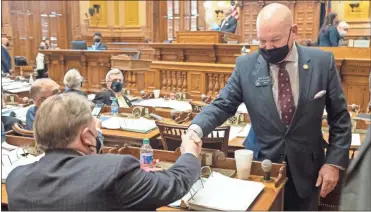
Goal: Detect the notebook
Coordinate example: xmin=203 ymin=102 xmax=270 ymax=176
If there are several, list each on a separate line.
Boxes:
xmin=171 ymin=172 xmax=265 ymax=211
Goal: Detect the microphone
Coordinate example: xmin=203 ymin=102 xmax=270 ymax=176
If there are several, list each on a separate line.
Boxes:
xmin=140 ymin=90 xmax=145 ymax=97
xmin=261 ymin=159 xmax=272 ymax=181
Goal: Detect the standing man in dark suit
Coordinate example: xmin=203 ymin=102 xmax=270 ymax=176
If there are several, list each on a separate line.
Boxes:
xmin=219 ymin=6 xmax=238 ymax=33
xmin=93 ymin=68 xmax=132 ymax=107
xmin=186 ymin=3 xmax=351 ymax=210
xmin=1 ymin=37 xmax=12 ymax=74
xmin=92 ymin=32 xmax=108 ymax=50
xmin=6 ymin=93 xmax=202 ymax=210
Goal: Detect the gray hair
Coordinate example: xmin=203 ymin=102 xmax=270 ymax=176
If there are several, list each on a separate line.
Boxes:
xmin=105 ymin=68 xmax=123 ymax=83
xmin=34 ymin=93 xmax=93 ymax=151
xmin=64 ymin=69 xmax=83 ymax=90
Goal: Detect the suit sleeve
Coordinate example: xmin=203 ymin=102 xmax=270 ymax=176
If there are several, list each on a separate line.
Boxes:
xmin=93 ymin=92 xmax=110 ymax=105
xmin=328 ymin=27 xmax=339 ymax=47
xmin=190 ymin=57 xmax=243 ymax=137
xmin=224 ymin=18 xmax=238 ymax=33
xmin=325 ymin=52 xmax=352 ymax=168
xmin=114 ymin=153 xmax=201 ymax=210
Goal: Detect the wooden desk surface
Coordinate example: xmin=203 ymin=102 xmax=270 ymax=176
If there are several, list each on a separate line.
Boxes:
xmin=101 ymin=128 xmax=159 ymax=141
xmin=158 ymin=174 xmax=284 ymax=211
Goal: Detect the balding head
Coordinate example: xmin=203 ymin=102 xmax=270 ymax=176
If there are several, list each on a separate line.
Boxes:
xmin=2 ymin=37 xmax=9 ymax=47
xmin=256 ymin=3 xmax=297 ymax=54
xmin=30 ymin=78 xmax=60 ymax=107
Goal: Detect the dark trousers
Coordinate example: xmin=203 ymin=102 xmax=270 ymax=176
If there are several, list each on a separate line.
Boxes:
xmin=284 ymin=163 xmax=319 ymax=211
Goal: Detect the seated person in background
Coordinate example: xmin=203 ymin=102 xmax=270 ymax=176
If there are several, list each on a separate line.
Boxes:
xmin=92 ymin=32 xmax=107 ymax=50
xmin=6 ymin=93 xmax=202 ymax=210
xmin=1 ymin=91 xmax=22 ymax=132
xmin=337 ymin=21 xmax=349 ymax=46
xmin=318 ymin=12 xmax=341 ymax=47
xmin=93 ymin=69 xmax=132 ymax=108
xmin=36 ymin=41 xmax=48 ymax=79
xmin=26 ymin=79 xmax=60 ymax=130
xmin=219 ymin=6 xmax=238 ymax=33
xmin=63 ymin=68 xmax=87 ymax=97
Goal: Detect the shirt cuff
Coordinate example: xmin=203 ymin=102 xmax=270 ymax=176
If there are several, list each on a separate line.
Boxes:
xmin=327 ymin=164 xmax=345 ymax=170
xmin=188 ymin=124 xmax=204 ymax=138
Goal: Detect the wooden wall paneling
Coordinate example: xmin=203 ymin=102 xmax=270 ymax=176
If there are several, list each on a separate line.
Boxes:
xmin=124 ymin=1 xmax=140 ymax=27
xmin=294 ymin=1 xmax=321 ymax=41
xmin=158 ymin=0 xmax=168 ymax=42
xmin=188 ymin=72 xmax=204 ymax=96
xmin=2 ymin=1 xmax=15 ymax=68
xmin=197 ymin=0 xmax=206 ymax=31
xmin=145 ymin=69 xmax=161 ymax=90
xmin=241 ymin=1 xmax=264 ymax=43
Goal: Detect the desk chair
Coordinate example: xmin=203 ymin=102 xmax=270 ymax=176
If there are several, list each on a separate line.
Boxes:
xmin=156 ymin=121 xmax=230 ymax=155
xmin=12 ymin=123 xmax=34 ymax=137
xmin=19 ymin=65 xmax=34 ymax=78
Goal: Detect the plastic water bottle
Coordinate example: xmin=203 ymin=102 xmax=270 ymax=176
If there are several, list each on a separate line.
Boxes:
xmin=140 ymin=138 xmax=153 ymax=165
xmin=111 ymin=98 xmax=118 ymax=116
xmin=1 ymin=122 xmax=6 ymax=143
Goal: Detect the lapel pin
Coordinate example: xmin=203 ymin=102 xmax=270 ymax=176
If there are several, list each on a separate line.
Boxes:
xmin=303 ymin=64 xmax=309 ymax=70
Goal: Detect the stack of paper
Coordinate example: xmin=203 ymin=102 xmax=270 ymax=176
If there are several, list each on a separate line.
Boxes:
xmin=102 ymin=117 xmax=157 ymax=133
xmin=1 ymin=147 xmax=45 ymax=182
xmin=132 ymin=98 xmax=192 ymax=112
xmin=171 ymin=172 xmax=264 ymax=211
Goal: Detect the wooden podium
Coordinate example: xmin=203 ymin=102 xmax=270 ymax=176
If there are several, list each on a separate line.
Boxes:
xmin=176 ymin=31 xmax=241 ymax=44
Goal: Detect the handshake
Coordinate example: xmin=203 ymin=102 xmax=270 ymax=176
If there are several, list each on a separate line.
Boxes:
xmin=181 ymin=129 xmax=203 ymax=157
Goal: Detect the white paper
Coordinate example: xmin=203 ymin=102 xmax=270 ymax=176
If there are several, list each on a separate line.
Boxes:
xmin=351 ymin=134 xmax=361 ymax=146
xmin=237 ymin=124 xmax=251 ymax=137
xmin=102 ymin=117 xmax=157 ymax=132
xmin=132 ymin=98 xmax=192 ymax=112
xmin=187 ymin=172 xmax=264 ymax=211
xmin=237 ymin=103 xmax=247 ymax=113
xmin=169 ymin=178 xmax=206 ymax=207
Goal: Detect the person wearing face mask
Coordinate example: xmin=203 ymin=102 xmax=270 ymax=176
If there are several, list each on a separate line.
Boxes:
xmin=185 ymin=3 xmax=351 ymax=210
xmin=26 ymin=78 xmax=60 ymax=130
xmin=36 ymin=41 xmax=48 ymax=78
xmin=318 ymin=12 xmax=341 ymax=47
xmin=93 ymin=68 xmax=132 ymax=108
xmin=337 ymin=21 xmax=349 ymax=46
xmin=92 ymin=32 xmax=107 ymax=50
xmin=6 ymin=93 xmax=203 ymax=210
xmin=1 ymin=37 xmax=13 ymax=74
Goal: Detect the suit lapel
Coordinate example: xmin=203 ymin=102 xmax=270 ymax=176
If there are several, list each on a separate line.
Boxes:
xmin=253 ymin=56 xmax=285 ymax=131
xmin=287 ymin=46 xmax=312 ymax=133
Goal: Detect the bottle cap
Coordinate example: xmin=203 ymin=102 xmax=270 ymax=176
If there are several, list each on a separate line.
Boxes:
xmin=143 ymin=138 xmax=150 ymax=144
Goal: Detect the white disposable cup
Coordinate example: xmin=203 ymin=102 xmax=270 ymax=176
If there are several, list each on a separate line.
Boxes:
xmin=153 ymin=89 xmax=160 ymax=98
xmin=234 ymin=149 xmax=254 ymax=180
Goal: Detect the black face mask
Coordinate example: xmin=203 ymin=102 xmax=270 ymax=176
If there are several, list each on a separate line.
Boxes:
xmin=111 ymin=81 xmax=123 ymax=93
xmin=259 ymin=27 xmax=292 ymax=64
xmin=39 ymin=46 xmax=45 ymax=50
xmin=88 ymin=130 xmax=103 ymax=153
xmin=5 ymin=42 xmax=10 ymax=47
xmin=95 ymin=38 xmax=101 ymax=43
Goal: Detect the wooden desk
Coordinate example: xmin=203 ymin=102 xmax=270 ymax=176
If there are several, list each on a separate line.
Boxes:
xmin=176 ymin=31 xmax=241 ymax=44
xmin=102 ymin=128 xmax=161 ymax=148
xmin=2 ymin=184 xmax=7 ymax=205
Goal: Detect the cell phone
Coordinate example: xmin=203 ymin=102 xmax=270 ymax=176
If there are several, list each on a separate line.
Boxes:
xmin=92 ymin=103 xmax=104 ymax=117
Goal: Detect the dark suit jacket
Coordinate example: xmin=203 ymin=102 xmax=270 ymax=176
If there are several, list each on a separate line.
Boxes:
xmin=340 ymin=126 xmax=371 ymax=210
xmin=93 ymin=42 xmax=108 ymax=50
xmin=191 ymin=46 xmax=351 ymax=198
xmin=1 ymin=46 xmax=12 ymax=73
xmin=220 ymin=16 xmax=238 ymax=33
xmin=318 ymin=26 xmax=341 ymax=47
xmin=93 ymin=89 xmax=132 ymax=107
xmin=1 ymin=116 xmax=22 ymax=131
xmin=6 ymin=148 xmax=201 ymax=210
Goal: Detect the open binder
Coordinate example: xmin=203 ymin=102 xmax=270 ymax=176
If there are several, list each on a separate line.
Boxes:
xmin=170 ymin=167 xmax=265 ymax=211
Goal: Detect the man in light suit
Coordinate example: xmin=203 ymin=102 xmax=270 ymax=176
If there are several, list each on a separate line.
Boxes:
xmin=340 ymin=126 xmax=371 ymax=210
xmin=219 ymin=6 xmax=238 ymax=33
xmin=185 ymin=3 xmax=351 ymax=210
xmin=6 ymin=93 xmax=202 ymax=210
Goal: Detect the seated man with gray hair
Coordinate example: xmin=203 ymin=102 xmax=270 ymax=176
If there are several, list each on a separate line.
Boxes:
xmin=63 ymin=68 xmax=87 ymax=97
xmin=93 ymin=68 xmax=132 ymax=108
xmin=6 ymin=93 xmax=202 ymax=210
xmin=26 ymin=78 xmax=60 ymax=130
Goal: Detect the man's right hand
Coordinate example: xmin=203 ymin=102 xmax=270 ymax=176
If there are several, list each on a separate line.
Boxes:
xmin=181 ymin=130 xmax=202 ymax=157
